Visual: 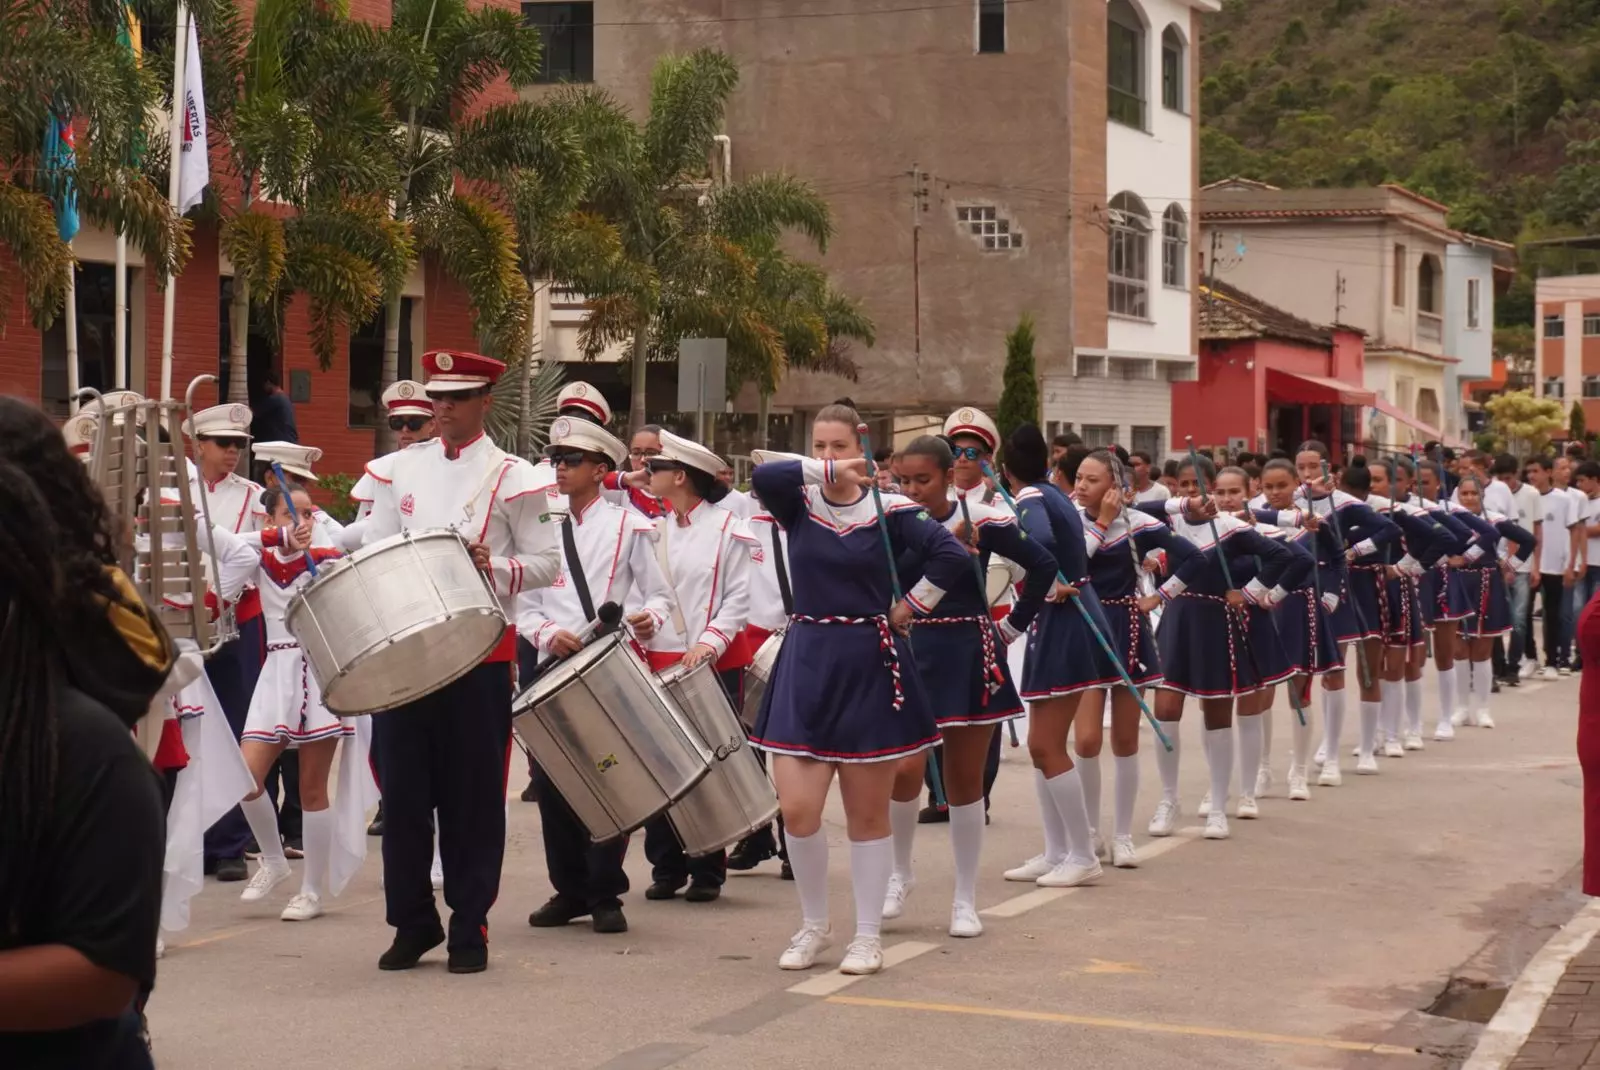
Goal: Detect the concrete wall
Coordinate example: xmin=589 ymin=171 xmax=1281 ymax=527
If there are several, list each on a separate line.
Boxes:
xmin=1201 ymin=220 xmax=1386 ymax=337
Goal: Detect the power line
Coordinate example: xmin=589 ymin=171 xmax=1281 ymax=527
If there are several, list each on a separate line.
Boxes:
xmin=584 ymin=0 xmax=1045 ymax=28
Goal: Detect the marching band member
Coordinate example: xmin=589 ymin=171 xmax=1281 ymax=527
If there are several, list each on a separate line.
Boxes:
xmin=749 ymin=402 xmax=970 ymax=976
xmin=232 ymin=485 xmax=375 ymax=922
xmin=1451 ymin=480 xmax=1536 ymax=730
xmin=255 ymin=442 xmax=344 ymax=547
xmin=889 ymin=435 xmax=1056 ymax=935
xmin=1416 ymin=461 xmax=1478 ymax=743
xmin=361 ymin=350 xmax=561 ymax=975
xmin=530 ymin=381 xmax=614 ymax=517
xmin=608 ymin=423 xmax=667 ymax=521
xmin=639 ymin=431 xmax=756 ymax=904
xmin=520 ymin=418 xmax=671 ymax=936
xmin=186 ymin=404 xmax=268 ymax=884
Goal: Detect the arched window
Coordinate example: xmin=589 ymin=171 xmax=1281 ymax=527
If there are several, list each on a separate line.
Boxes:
xmin=1161 ymin=204 xmax=1187 ymax=288
xmin=1161 ymin=26 xmax=1185 ymax=112
xmin=1107 ymin=0 xmax=1146 ymax=130
xmin=1417 ymin=254 xmax=1441 ymax=314
xmin=1108 ymin=192 xmax=1151 ymax=318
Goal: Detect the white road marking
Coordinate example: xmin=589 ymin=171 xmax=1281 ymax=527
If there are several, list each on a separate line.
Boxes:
xmin=979 ymin=827 xmax=1202 ymax=919
xmin=786 ymin=940 xmax=940 ymax=996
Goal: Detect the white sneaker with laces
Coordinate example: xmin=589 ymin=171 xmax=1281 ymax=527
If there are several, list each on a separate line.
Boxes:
xmin=1402 ymin=732 xmax=1424 ymax=751
xmin=1520 ymin=659 xmax=1537 ymax=679
xmin=1203 ymin=812 xmax=1229 ymax=840
xmin=1255 ymin=767 xmax=1274 ymax=798
xmin=1543 ymin=666 xmax=1559 ymax=680
xmin=1382 ymin=739 xmax=1405 ymax=759
xmin=1111 ymin=836 xmax=1139 ymax=868
xmin=949 ymin=903 xmax=983 ymax=938
xmin=1091 ymin=831 xmax=1109 ymax=863
xmin=1435 ymin=719 xmax=1456 ymax=741
xmin=778 ymin=925 xmax=832 ymax=970
xmin=1237 ymin=795 xmax=1260 ymax=819
xmin=1287 ymin=765 xmax=1310 ymax=801
xmin=1004 ymin=854 xmax=1058 ymax=882
xmin=1318 ymin=761 xmax=1343 ymax=787
xmin=240 ymin=861 xmax=292 ymax=903
xmin=882 ymin=873 xmax=915 ymax=920
xmin=1478 ymin=709 xmax=1496 ymax=728
xmin=1147 ymin=798 xmax=1180 ymax=837
xmin=1197 ymin=791 xmax=1213 ymax=817
xmin=1036 ymin=857 xmax=1103 ymax=888
xmin=280 ymin=892 xmax=324 ymax=922
xmin=1356 ymin=753 xmax=1380 ymax=775
xmin=839 ymin=935 xmax=885 ymax=975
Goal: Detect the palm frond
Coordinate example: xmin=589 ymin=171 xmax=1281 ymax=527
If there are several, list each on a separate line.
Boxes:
xmin=283 ymin=239 xmax=382 ymax=368
xmin=0 ymin=182 xmax=75 ymax=330
xmin=412 ymin=192 xmax=529 ymax=361
xmin=220 ymin=210 xmax=289 ymax=301
xmin=642 ymin=49 xmax=739 ymax=189
xmin=707 ymin=173 xmax=833 ymax=254
xmin=486 ymin=353 xmax=564 ymax=458
xmin=435 ymin=3 xmax=543 ymax=103
xmin=577 ymin=293 xmax=644 ymax=359
xmin=452 ymin=100 xmax=583 ymax=183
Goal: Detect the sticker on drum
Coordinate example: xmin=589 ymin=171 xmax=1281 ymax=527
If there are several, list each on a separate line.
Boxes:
xmin=597 ymin=754 xmax=619 ymax=773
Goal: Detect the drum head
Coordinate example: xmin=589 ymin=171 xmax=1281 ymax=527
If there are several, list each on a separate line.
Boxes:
xmin=322 ymin=609 xmax=507 ymax=715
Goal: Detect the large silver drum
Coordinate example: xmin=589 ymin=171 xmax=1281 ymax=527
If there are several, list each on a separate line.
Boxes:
xmin=285 ymin=528 xmax=506 ymax=716
xmin=656 ymin=661 xmax=780 ymax=857
xmin=739 ymin=627 xmax=786 ymax=729
xmin=514 ymin=635 xmax=711 ymax=842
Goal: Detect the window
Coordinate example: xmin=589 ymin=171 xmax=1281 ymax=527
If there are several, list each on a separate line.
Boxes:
xmin=1045 ymin=420 xmax=1073 ymax=440
xmin=41 ymin=263 xmax=125 ymax=418
xmin=1547 ymin=376 xmax=1566 ymax=399
xmin=348 ymin=299 xmax=415 ymax=428
xmin=1161 ymin=204 xmax=1187 ymax=288
xmin=1546 ymin=314 xmax=1566 ymax=339
xmin=1131 ymin=425 xmax=1163 ymax=457
xmin=1108 ymin=191 xmax=1151 ymax=318
xmin=522 ymin=3 xmax=593 ymax=84
xmin=977 ymin=0 xmax=1005 ymax=53
xmin=1082 ymin=424 xmax=1118 ymax=448
xmin=218 ymin=278 xmax=276 ymax=406
xmin=1161 ymin=26 xmax=1184 ymax=112
xmin=956 ymin=205 xmax=1023 ymax=251
xmin=1466 ymin=277 xmax=1481 ymax=329
xmin=1586 ymin=376 xmax=1600 ymax=399
xmin=1392 ymin=244 xmax=1406 ymax=307
xmin=1417 ymin=254 xmax=1440 ymax=315
xmin=1107 ymin=0 xmax=1146 ymax=130
xmin=1585 ymin=313 xmax=1600 ymax=337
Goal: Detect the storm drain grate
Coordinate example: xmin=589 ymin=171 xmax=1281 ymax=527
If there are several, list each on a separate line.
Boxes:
xmin=1425 ymin=977 xmax=1509 ymax=1024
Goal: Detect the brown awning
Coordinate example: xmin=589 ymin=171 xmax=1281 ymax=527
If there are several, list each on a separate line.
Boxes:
xmin=1265 ymin=369 xmax=1375 ymax=407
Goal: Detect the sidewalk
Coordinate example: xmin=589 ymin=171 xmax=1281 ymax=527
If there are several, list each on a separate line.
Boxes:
xmin=1513 ymin=941 xmax=1600 ymax=1068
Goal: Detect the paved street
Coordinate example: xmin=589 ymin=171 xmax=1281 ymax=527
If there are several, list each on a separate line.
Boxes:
xmin=148 ymin=673 xmax=1587 ymax=1070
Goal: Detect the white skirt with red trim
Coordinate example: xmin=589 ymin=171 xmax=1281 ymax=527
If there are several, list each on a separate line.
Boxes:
xmin=242 ymin=642 xmax=351 ymax=746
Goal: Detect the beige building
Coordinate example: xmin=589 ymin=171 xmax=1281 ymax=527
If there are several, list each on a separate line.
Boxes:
xmin=522 ymin=0 xmax=1213 ymax=450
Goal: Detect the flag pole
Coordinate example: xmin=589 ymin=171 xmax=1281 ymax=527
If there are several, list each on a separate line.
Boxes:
xmin=159 ymin=1 xmax=190 ymax=402
xmin=65 ymin=247 xmax=80 ymax=413
xmin=114 ymin=233 xmax=127 ymax=390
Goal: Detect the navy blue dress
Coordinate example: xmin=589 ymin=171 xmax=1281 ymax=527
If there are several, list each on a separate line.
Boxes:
xmin=1307 ymin=493 xmax=1403 ymax=645
xmin=1454 ymin=507 xmax=1536 ymax=638
xmin=1241 ymin=524 xmax=1339 ymax=679
xmin=748 ymin=459 xmax=972 ymax=763
xmin=900 ymin=498 xmax=1057 ymax=727
xmin=1082 ymin=506 xmax=1206 ymax=688
xmin=1416 ymin=500 xmax=1476 ymax=626
xmin=1377 ymin=500 xmax=1458 ymax=648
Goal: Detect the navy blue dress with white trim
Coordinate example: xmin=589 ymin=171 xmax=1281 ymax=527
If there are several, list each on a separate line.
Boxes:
xmin=1374 ymin=497 xmax=1458 ymax=648
xmin=1236 ymin=523 xmax=1328 ymax=681
xmin=1414 ymin=498 xmax=1476 ymax=627
xmin=747 ymin=458 xmax=971 ymax=763
xmin=1248 ymin=507 xmax=1349 ymax=676
xmin=1452 ymin=505 xmax=1535 ymax=638
xmin=1081 ymin=506 xmax=1206 ymax=689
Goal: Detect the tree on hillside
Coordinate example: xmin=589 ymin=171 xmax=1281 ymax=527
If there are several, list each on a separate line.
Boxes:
xmin=1485 ymin=390 xmax=1565 ymax=453
xmin=996 ymin=314 xmax=1040 ymax=441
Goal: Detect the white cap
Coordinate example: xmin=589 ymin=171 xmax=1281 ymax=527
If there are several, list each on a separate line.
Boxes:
xmin=254 ymin=441 xmax=323 ymax=482
xmin=382 ymin=380 xmax=433 ymax=418
xmin=63 ymin=412 xmax=100 ymax=458
xmin=556 ymin=381 xmax=611 ymax=424
xmin=657 ymin=429 xmax=726 ymax=478
xmin=547 ymin=416 xmax=627 ymax=467
xmin=185 ymin=403 xmax=253 ymax=440
xmin=942 ymin=407 xmax=1000 ymax=452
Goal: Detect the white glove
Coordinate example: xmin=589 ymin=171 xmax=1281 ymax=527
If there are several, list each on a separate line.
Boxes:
xmin=1320 ymin=592 xmax=1340 ymax=614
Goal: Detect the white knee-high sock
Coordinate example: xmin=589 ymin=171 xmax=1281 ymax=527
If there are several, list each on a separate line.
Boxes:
xmin=1403 ymin=676 xmax=1423 ymax=735
xmin=1033 ymin=769 xmax=1069 ymax=863
xmin=241 ymin=794 xmax=287 ymax=867
xmin=300 ymin=807 xmax=333 ymax=899
xmin=1473 ymin=658 xmax=1494 ymax=716
xmin=1113 ymin=754 xmax=1140 ymax=839
xmin=1321 ymin=688 xmax=1346 ymax=763
xmin=849 ymin=836 xmax=894 ymax=939
xmin=1077 ymin=754 xmax=1102 ymax=833
xmin=783 ymin=828 xmax=830 ymax=928
xmin=1237 ymin=715 xmax=1263 ymax=797
xmin=1155 ymin=727 xmax=1182 ymax=801
xmin=948 ymin=801 xmax=985 ymax=910
xmin=1261 ymin=707 xmax=1275 ymax=768
xmin=1438 ymin=664 xmax=1457 ymax=729
xmin=1289 ymin=699 xmax=1313 ymax=769
xmin=888 ymin=797 xmax=919 ymax=880
xmin=1379 ymin=681 xmax=1401 ymax=743
xmin=1043 ymin=767 xmax=1096 ymax=865
xmin=1204 ymin=727 xmax=1234 ymax=812
xmin=1358 ymin=700 xmax=1380 ymax=758
xmin=1455 ymin=660 xmax=1471 ymax=715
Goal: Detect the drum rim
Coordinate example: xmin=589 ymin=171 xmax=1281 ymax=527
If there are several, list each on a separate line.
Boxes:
xmin=322 ymin=605 xmax=509 ymax=716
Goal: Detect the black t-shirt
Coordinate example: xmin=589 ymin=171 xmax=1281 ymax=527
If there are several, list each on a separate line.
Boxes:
xmin=0 ymin=686 xmax=165 ymax=1070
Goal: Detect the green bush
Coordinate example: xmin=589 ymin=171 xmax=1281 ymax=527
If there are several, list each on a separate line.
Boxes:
xmin=316 ymin=472 xmax=361 ymax=524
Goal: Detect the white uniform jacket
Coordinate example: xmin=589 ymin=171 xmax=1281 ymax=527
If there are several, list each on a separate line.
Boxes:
xmin=644 ymin=501 xmax=755 ymax=660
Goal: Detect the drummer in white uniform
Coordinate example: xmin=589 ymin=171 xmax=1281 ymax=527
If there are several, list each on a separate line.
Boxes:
xmin=520 ymin=418 xmax=672 ymax=935
xmin=342 ymin=381 xmax=435 ymax=552
xmin=639 ymin=431 xmax=756 ymax=904
xmin=529 ymin=381 xmax=616 ymax=516
xmin=360 ymin=349 xmax=561 ymax=975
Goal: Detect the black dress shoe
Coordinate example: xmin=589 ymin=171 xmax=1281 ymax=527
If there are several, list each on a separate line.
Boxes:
xmin=378 ymin=926 xmax=446 ymax=971
xmin=520 ymin=779 xmax=539 ymax=803
xmin=684 ymin=883 xmax=721 ymax=903
xmin=917 ymin=804 xmax=949 ymax=825
xmin=447 ymin=946 xmax=488 ymax=974
xmin=527 ymin=895 xmax=588 ymax=928
xmin=727 ymin=836 xmax=778 ymax=871
xmin=645 ymin=880 xmax=684 ymax=900
xmin=367 ymin=803 xmax=384 ymax=837
xmin=780 ymin=860 xmax=794 ymax=881
xmin=215 ymin=856 xmax=249 ymax=882
xmin=591 ymin=906 xmax=628 ymax=934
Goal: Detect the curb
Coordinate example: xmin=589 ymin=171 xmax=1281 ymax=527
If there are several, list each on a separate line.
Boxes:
xmin=1461 ymin=899 xmax=1600 ymax=1070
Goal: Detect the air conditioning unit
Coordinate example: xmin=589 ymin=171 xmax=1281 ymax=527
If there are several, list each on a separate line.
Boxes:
xmin=1228 ymin=437 xmax=1248 ymax=452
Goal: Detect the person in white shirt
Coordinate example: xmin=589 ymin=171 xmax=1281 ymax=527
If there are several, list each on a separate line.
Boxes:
xmin=638 ymin=430 xmax=756 ymax=904
xmin=360 ymin=349 xmax=561 ymax=975
xmin=1528 ymin=455 xmax=1582 ymax=677
xmin=342 ymin=380 xmax=435 ymax=554
xmin=1130 ymin=449 xmax=1171 ymax=503
xmin=1559 ymin=455 xmax=1592 ymax=670
xmin=521 ymin=417 xmax=671 ymax=936
xmin=1578 ymin=462 xmax=1600 ymax=649
xmin=1487 ymin=454 xmax=1543 ymax=682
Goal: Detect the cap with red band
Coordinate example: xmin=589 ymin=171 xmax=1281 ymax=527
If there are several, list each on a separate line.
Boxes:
xmin=556 ymin=381 xmax=611 ymax=424
xmin=383 ymin=379 xmax=434 ymax=417
xmin=942 ymin=406 xmax=999 ymax=452
xmin=422 ymin=350 xmax=505 ymax=393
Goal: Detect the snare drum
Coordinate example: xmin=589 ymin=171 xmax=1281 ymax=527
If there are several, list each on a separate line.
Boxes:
xmin=285 ymin=528 xmax=506 ymax=715
xmin=513 ymin=635 xmax=711 ymax=842
xmin=655 ymin=661 xmax=779 ymax=857
xmin=739 ymin=627 xmax=786 ymax=729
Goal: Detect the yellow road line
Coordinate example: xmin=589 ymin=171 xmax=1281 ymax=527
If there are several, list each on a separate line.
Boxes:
xmin=823 ymin=996 xmax=1420 ymax=1057
xmin=170 ymin=894 xmax=385 ymax=951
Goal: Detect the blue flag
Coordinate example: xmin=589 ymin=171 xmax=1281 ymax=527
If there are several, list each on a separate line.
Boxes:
xmin=43 ymin=107 xmax=80 ymax=244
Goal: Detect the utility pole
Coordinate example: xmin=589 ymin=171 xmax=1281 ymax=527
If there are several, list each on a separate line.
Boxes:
xmin=1205 ymin=229 xmax=1222 ymax=319
xmin=1334 ymin=270 xmax=1347 ymax=324
xmin=908 ymin=164 xmax=930 ymax=393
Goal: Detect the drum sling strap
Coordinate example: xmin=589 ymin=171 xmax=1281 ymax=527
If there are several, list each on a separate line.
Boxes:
xmin=771 ymin=525 xmax=793 ymax=615
xmin=561 ymin=516 xmax=597 ymax=622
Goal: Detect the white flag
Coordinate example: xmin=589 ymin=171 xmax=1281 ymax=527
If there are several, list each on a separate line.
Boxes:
xmin=177 ymin=17 xmax=208 ymax=213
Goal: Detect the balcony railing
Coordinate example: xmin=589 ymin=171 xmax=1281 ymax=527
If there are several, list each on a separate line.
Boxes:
xmin=1108 ymin=86 xmax=1147 ymax=131
xmin=1417 ymin=311 xmax=1443 ymax=345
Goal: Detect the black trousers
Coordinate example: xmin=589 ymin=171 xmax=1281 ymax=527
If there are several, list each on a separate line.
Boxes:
xmin=373 ymin=660 xmax=512 ymax=952
xmin=641 ymin=664 xmax=741 ymax=889
xmin=533 ymin=761 xmax=631 ymax=910
xmin=924 ymin=725 xmax=1003 ymax=811
xmin=265 ymin=751 xmax=302 ymax=841
xmin=1541 ymin=574 xmax=1570 ymax=668
xmin=202 ymin=618 xmax=265 ymax=863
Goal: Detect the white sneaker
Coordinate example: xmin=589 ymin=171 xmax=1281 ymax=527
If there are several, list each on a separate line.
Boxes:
xmin=1147 ymin=798 xmax=1180 ymax=837
xmin=1287 ymin=765 xmax=1310 ymax=801
xmin=839 ymin=935 xmax=885 ymax=975
xmin=280 ymin=892 xmax=324 ymax=922
xmin=1402 ymin=732 xmax=1424 ymax=751
xmin=1255 ymin=766 xmax=1274 ymax=798
xmin=1004 ymin=854 xmax=1058 ymax=882
xmin=1382 ymin=739 xmax=1405 ymax=759
xmin=1203 ymin=812 xmax=1230 ymax=840
xmin=778 ymin=924 xmax=832 ymax=970
xmin=1197 ymin=791 xmax=1213 ymax=817
xmin=882 ymin=873 xmax=915 ymax=920
xmin=1434 ymin=719 xmax=1456 ymax=741
xmin=1091 ymin=831 xmax=1109 ymax=863
xmin=1318 ymin=761 xmax=1343 ymax=787
xmin=1313 ymin=743 xmax=1329 ymax=766
xmin=1237 ymin=795 xmax=1260 ymax=819
xmin=1111 ymin=836 xmax=1139 ymax=868
xmin=1520 ymin=660 xmax=1537 ymax=679
xmin=1478 ymin=709 xmax=1496 ymax=728
xmin=1451 ymin=706 xmax=1469 ymax=727
xmin=1543 ymin=666 xmax=1559 ymax=680
xmin=240 ymin=860 xmax=292 ymax=903
xmin=949 ymin=903 xmax=983 ymax=938
xmin=1356 ymin=753 xmax=1379 ymax=775
xmin=1560 ymin=666 xmax=1573 ymax=678
xmin=1037 ymin=857 xmax=1103 ymax=888
xmin=1352 ymin=743 xmax=1363 ymax=759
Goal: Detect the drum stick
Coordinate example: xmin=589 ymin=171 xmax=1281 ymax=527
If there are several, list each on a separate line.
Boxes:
xmin=953 ymin=494 xmax=1018 ymax=760
xmin=1319 ymin=461 xmax=1375 ymax=690
xmin=979 ymin=461 xmax=1171 ymax=752
xmin=271 ymin=462 xmax=318 ymax=578
xmin=531 ymin=602 xmax=623 ymax=679
xmin=856 ymin=424 xmax=904 ymax=601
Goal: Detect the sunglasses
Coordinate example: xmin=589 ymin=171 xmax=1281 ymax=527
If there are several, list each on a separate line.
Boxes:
xmin=388 ymin=416 xmax=430 ymax=432
xmin=203 ymin=436 xmax=248 ymax=450
xmin=629 ymin=447 xmax=663 ymax=458
xmin=645 ymin=458 xmax=684 ymax=475
xmin=951 ymin=445 xmax=986 ymax=461
xmin=546 ymin=450 xmax=595 ymax=468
